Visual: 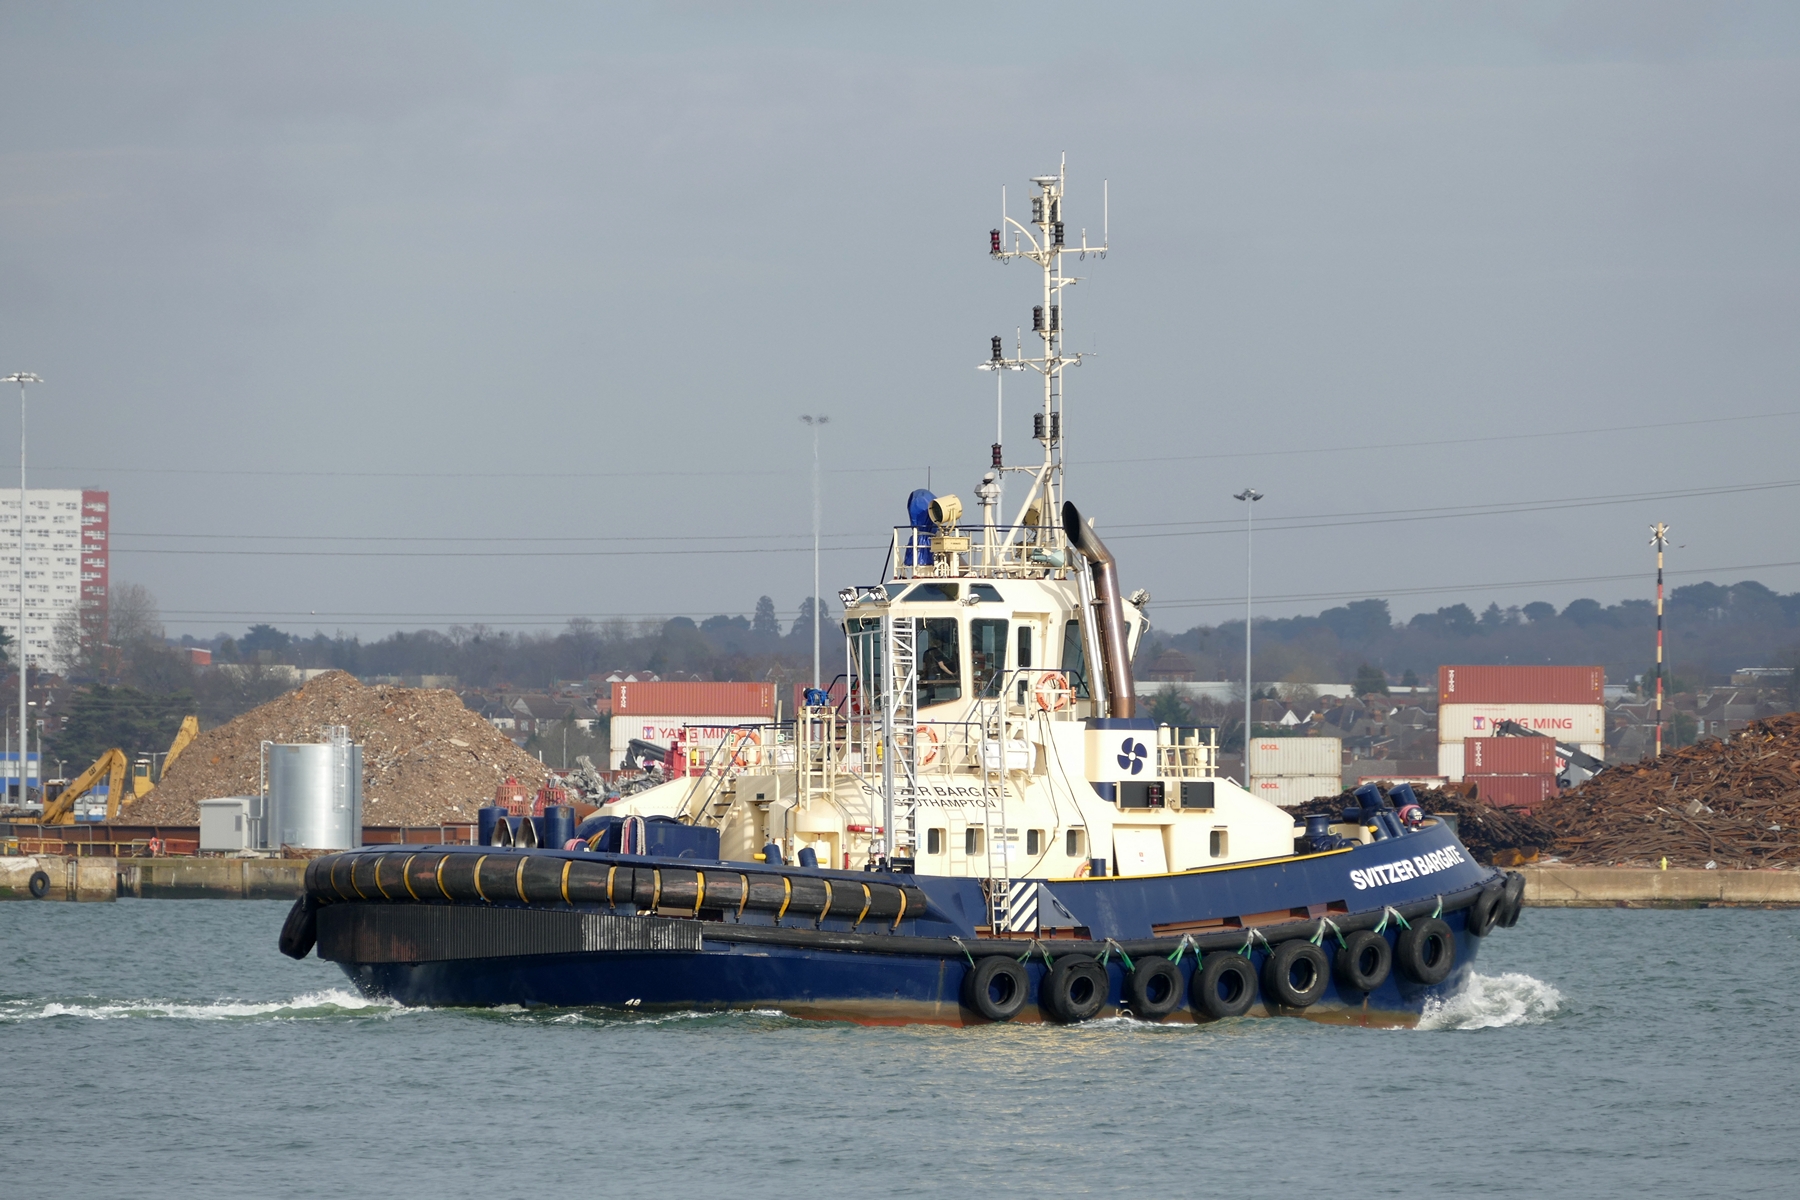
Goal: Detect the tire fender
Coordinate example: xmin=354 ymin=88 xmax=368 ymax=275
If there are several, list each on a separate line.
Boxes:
xmin=1191 ymin=952 xmax=1257 ymax=1021
xmin=961 ymin=956 xmax=1028 ymax=1023
xmin=1396 ymin=916 xmax=1457 ymax=985
xmin=1262 ymin=939 xmax=1330 ymax=1008
xmin=1124 ymin=957 xmax=1182 ymax=1020
xmin=1333 ymin=929 xmax=1392 ymax=993
xmin=1040 ymin=956 xmax=1108 ymax=1024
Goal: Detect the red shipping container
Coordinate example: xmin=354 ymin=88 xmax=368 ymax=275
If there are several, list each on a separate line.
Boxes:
xmin=1439 ymin=665 xmax=1604 ymax=705
xmin=1464 ymin=737 xmax=1557 ymax=775
xmin=613 ymin=681 xmax=776 ymax=717
xmin=1465 ymin=773 xmax=1556 ymax=809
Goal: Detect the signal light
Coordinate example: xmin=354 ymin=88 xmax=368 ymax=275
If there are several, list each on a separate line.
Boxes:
xmin=989 ymin=229 xmax=1001 ymax=255
xmin=1031 ymin=197 xmax=1044 ymax=222
xmin=1033 ymin=413 xmax=1045 ymax=440
xmin=1032 ymin=306 xmax=1044 ymax=331
xmin=992 ymin=443 xmax=1003 ymax=467
xmin=1049 ymin=305 xmax=1060 ymax=332
xmin=991 ymin=335 xmax=1003 ymax=362
xmin=1053 ymin=221 xmax=1064 ymax=247
xmin=1050 ymin=412 xmax=1060 ymax=440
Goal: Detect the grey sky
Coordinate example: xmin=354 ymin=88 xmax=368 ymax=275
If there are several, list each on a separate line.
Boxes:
xmin=3 ymin=2 xmax=1797 ymax=641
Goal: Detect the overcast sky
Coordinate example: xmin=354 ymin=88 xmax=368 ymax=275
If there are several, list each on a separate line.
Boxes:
xmin=3 ymin=2 xmax=1798 ymax=642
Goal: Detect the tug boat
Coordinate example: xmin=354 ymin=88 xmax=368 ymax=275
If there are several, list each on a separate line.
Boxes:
xmin=281 ymin=165 xmax=1523 ymax=1026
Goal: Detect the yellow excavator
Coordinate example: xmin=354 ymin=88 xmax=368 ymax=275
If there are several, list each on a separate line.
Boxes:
xmin=40 ymin=715 xmax=199 ymax=825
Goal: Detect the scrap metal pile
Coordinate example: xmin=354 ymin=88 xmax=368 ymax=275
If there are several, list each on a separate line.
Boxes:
xmin=1286 ymin=789 xmax=1558 ymax=866
xmin=1537 ymin=712 xmax=1800 ymax=869
xmin=118 ymin=671 xmax=550 ymax=827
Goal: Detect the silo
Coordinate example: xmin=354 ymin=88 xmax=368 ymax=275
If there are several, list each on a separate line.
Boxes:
xmin=265 ymin=727 xmax=362 ymax=850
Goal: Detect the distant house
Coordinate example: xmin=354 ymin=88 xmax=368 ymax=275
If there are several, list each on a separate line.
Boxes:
xmin=1143 ymin=650 xmax=1196 ymax=683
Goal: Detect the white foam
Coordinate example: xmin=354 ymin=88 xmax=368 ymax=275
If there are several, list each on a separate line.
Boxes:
xmin=2 ymin=987 xmax=402 ymax=1022
xmin=1416 ymin=971 xmax=1563 ymax=1030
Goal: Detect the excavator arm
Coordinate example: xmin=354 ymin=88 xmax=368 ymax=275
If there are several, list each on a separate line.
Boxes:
xmin=125 ymin=714 xmax=200 ymax=805
xmin=39 ymin=749 xmax=129 ymax=826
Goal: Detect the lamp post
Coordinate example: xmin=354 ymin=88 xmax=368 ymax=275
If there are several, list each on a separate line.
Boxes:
xmin=3 ymin=373 xmax=39 ymax=798
xmin=799 ymin=415 xmax=829 ymax=689
xmin=1651 ymin=522 xmax=1670 ymax=756
xmin=1234 ymin=487 xmax=1263 ymax=784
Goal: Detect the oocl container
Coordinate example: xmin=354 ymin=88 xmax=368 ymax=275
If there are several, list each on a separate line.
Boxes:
xmin=1464 ymin=737 xmax=1557 ymax=775
xmin=1247 ymin=737 xmax=1342 ymax=778
xmin=1439 ymin=703 xmax=1605 ymax=744
xmin=1439 ymin=665 xmax=1604 ymax=705
xmin=1248 ymin=775 xmax=1344 ymax=808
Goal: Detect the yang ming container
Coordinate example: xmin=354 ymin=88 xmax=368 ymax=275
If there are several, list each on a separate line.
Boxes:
xmin=1439 ymin=665 xmax=1604 ymax=706
xmin=265 ymin=729 xmax=362 ymax=850
xmin=1439 ymin=704 xmax=1606 ymax=744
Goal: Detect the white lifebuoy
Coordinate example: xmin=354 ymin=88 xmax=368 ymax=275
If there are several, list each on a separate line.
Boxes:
xmin=1034 ymin=671 xmax=1072 ymax=712
xmin=917 ymin=725 xmax=941 ymax=766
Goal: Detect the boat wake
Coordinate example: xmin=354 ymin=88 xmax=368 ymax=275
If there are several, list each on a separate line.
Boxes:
xmin=1417 ymin=972 xmax=1563 ymax=1030
xmin=0 ymin=987 xmax=403 ymax=1023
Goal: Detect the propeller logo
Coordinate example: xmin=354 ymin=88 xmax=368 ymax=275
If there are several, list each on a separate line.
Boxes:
xmin=1118 ymin=738 xmax=1147 ymax=775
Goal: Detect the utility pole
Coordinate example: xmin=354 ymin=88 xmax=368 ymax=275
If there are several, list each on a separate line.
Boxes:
xmin=799 ymin=414 xmax=829 ymax=689
xmin=3 ymin=373 xmax=40 ymax=804
xmin=1651 ymin=522 xmax=1670 ymax=756
xmin=1234 ymin=487 xmax=1263 ymax=784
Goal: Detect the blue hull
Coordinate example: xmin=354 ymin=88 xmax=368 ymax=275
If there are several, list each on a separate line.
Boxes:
xmin=305 ymin=820 xmax=1509 ymax=1027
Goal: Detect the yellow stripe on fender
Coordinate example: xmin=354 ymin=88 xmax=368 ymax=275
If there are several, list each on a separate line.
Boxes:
xmin=515 ymin=856 xmax=530 ymax=904
xmin=435 ymin=856 xmax=449 ymax=899
xmin=402 ymin=854 xmax=421 ymax=901
xmin=736 ymin=874 xmax=750 ymax=919
xmin=472 ymin=855 xmax=491 ymax=903
xmin=694 ymin=870 xmax=706 ymax=918
xmin=892 ymin=888 xmax=907 ymax=931
xmin=560 ymin=860 xmax=573 ymax=905
xmin=854 ymin=883 xmax=872 ymax=929
xmin=821 ymin=879 xmax=834 ymax=924
xmin=777 ymin=876 xmax=792 ymax=922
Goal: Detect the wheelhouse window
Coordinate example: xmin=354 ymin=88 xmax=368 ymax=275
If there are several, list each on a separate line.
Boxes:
xmin=919 ymin=618 xmax=961 ymax=705
xmin=1017 ymin=625 xmax=1032 ymax=669
xmin=1061 ymin=619 xmax=1093 ymax=698
xmin=970 ymin=618 xmax=1008 ymax=695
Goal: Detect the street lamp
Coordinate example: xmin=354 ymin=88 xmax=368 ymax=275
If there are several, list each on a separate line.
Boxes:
xmin=799 ymin=415 xmax=829 ymax=689
xmin=3 ymin=372 xmax=39 ymax=795
xmin=1234 ymin=487 xmax=1263 ymax=784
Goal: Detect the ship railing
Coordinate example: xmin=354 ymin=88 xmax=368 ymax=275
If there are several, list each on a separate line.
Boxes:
xmin=885 ymin=523 xmax=1072 ymax=582
xmin=1156 ymin=726 xmax=1218 ymax=779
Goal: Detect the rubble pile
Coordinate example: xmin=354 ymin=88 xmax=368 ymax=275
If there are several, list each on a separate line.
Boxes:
xmin=118 ymin=671 xmax=549 ymax=827
xmin=1538 ymin=712 xmax=1800 ymax=868
xmin=1287 ymin=789 xmax=1558 ymax=866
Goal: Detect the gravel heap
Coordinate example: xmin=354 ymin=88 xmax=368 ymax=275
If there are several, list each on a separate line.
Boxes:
xmin=117 ymin=671 xmax=549 ymax=827
xmin=1286 ymin=788 xmax=1559 ymax=866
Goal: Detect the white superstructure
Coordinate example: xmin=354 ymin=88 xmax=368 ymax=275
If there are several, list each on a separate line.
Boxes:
xmin=606 ymin=167 xmax=1303 ymax=932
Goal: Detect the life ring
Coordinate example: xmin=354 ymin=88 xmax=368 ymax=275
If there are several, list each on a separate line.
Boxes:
xmin=961 ymin=956 xmax=1028 ymax=1022
xmin=1072 ymin=859 xmax=1091 ymax=879
xmin=1396 ymin=916 xmax=1456 ymax=984
xmin=146 ymin=837 xmax=164 ymax=857
xmin=730 ymin=730 xmax=762 ymax=769
xmin=917 ymin=725 xmax=940 ymax=766
xmin=1040 ymin=956 xmax=1108 ymax=1023
xmin=1333 ymin=929 xmax=1391 ymax=992
xmin=1033 ymin=671 xmax=1072 ymax=712
xmin=1262 ymin=939 xmax=1330 ymax=1008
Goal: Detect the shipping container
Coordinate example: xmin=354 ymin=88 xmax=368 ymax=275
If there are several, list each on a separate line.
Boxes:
xmin=609 ymin=714 xmax=776 ymax=770
xmin=1439 ymin=665 xmax=1604 ymax=705
xmin=1439 ymin=703 xmax=1606 ymax=744
xmin=1464 ymin=736 xmax=1557 ymax=775
xmin=1438 ymin=743 xmax=1464 ymax=782
xmin=1247 ymin=737 xmax=1342 ymax=778
xmin=1248 ymin=775 xmax=1345 ymax=808
xmin=1464 ymin=773 xmax=1556 ymax=810
xmin=613 ymin=681 xmax=776 ymax=717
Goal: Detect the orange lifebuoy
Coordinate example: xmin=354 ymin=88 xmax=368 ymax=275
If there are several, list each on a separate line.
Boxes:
xmin=917 ymin=725 xmax=941 ymax=766
xmin=1072 ymin=859 xmax=1090 ymax=878
xmin=146 ymin=837 xmax=164 ymax=857
xmin=1034 ymin=671 xmax=1072 ymax=712
xmin=731 ymin=730 xmax=762 ymax=769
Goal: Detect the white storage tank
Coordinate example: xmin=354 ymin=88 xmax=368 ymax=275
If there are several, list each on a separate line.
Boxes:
xmin=265 ymin=727 xmax=362 ymax=850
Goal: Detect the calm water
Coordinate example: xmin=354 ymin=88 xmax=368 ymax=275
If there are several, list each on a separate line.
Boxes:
xmin=1 ymin=900 xmax=1794 ymax=1198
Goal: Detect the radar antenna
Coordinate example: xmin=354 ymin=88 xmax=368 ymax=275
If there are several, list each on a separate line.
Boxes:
xmin=979 ymin=155 xmax=1106 ymax=565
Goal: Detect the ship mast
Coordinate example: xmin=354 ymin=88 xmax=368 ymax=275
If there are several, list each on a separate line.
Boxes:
xmin=981 ymin=156 xmax=1106 ymax=563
